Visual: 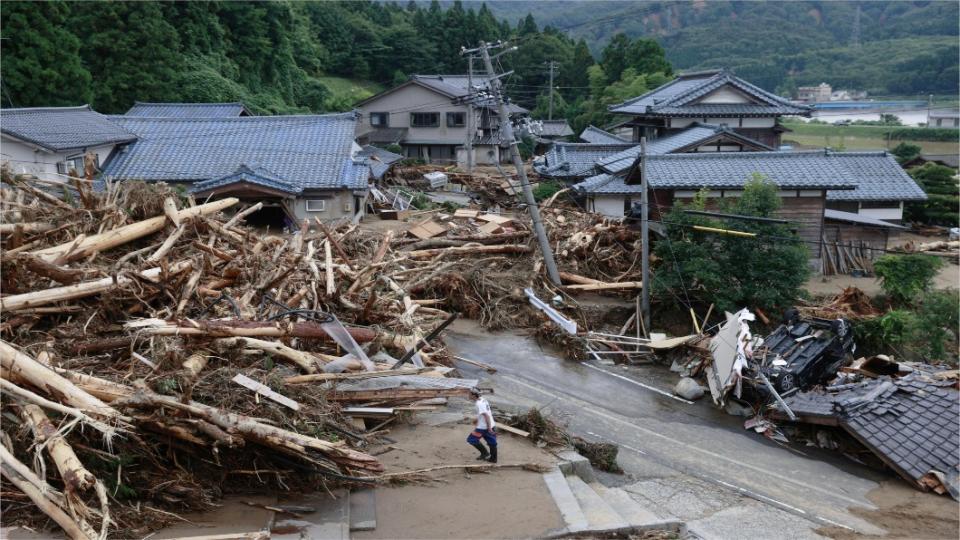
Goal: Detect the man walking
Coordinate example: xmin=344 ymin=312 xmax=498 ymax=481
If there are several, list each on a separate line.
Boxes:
xmin=466 ymin=388 xmax=497 ymax=463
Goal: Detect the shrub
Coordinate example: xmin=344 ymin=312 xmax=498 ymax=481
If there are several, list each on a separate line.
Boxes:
xmin=873 ymin=254 xmax=943 ymax=305
xmin=532 ymin=180 xmax=563 ymax=202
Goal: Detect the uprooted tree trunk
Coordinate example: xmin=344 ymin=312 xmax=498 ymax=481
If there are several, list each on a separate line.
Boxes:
xmin=0 ymin=340 xmax=121 ymax=420
xmin=20 ymin=404 xmax=97 ymax=492
xmin=113 ymin=388 xmax=384 ymax=474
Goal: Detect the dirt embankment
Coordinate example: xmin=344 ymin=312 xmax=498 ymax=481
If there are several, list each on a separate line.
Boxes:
xmin=817 ymin=480 xmax=959 ymax=540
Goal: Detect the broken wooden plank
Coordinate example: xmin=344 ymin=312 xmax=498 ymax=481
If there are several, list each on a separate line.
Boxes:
xmin=563 ymin=281 xmax=643 ymax=291
xmin=407 ymin=219 xmax=449 ymax=240
xmin=327 ymin=388 xmax=471 ymax=402
xmin=232 ymin=374 xmax=301 ymax=411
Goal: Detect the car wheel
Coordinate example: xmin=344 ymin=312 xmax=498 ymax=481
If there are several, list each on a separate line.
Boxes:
xmin=777 ymin=373 xmax=796 ymax=393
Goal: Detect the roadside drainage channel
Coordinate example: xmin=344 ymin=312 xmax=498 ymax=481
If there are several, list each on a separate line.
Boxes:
xmin=543 ymin=449 xmax=686 ymax=538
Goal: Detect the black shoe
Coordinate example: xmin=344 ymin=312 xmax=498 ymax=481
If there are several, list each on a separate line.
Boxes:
xmin=487 ymin=446 xmax=498 ymax=463
xmin=471 ymin=442 xmax=489 ymax=460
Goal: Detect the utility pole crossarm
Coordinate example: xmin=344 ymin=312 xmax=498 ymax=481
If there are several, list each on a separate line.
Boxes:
xmin=477 ymin=41 xmax=562 ymax=286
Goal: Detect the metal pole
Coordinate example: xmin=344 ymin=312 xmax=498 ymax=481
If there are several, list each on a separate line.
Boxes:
xmin=548 ymin=61 xmax=555 ymax=120
xmin=466 ymin=56 xmax=475 ymax=173
xmin=640 ymin=137 xmax=650 ymax=333
xmin=926 ymin=94 xmax=932 ymax=129
xmin=479 ymin=42 xmax=562 ymax=285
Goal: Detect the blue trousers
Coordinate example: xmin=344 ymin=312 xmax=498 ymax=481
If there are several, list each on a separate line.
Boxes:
xmin=467 ymin=428 xmax=497 ymax=448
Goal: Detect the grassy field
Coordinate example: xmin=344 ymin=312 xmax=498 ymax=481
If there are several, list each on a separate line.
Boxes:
xmin=782 ymin=122 xmax=960 ymax=154
xmin=316 ymin=76 xmax=384 ymax=105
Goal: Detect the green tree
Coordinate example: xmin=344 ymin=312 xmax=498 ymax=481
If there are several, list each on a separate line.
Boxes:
xmin=653 ymin=176 xmax=810 ymax=313
xmin=874 ymin=254 xmax=944 ymax=305
xmin=0 ymin=1 xmax=92 ymax=107
xmin=74 ymin=1 xmax=182 ymax=112
xmin=905 ymin=163 xmax=959 ymax=226
xmin=891 ymin=142 xmax=922 ymax=163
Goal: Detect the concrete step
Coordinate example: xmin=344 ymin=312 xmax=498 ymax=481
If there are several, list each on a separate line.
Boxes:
xmin=565 ymin=475 xmax=629 ymax=533
xmin=273 ymin=489 xmax=350 ymax=540
xmin=349 ymin=488 xmax=377 ymax=532
xmin=592 ymin=484 xmax=685 ymax=533
xmin=542 ymin=467 xmax=589 ymax=533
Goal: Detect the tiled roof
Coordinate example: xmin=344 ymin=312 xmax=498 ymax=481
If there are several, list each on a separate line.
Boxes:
xmin=840 ymin=376 xmax=958 ymax=492
xmin=535 ymin=142 xmax=634 ymax=179
xmin=103 ymin=112 xmax=368 ymax=191
xmin=824 ymin=209 xmax=907 ymax=229
xmin=1 ymin=105 xmax=137 ymax=153
xmin=364 ymin=127 xmax=408 ymax=145
xmin=576 ymin=151 xmax=926 ymax=202
xmin=595 ymin=125 xmax=750 ymax=174
xmin=191 ymin=164 xmax=302 ymax=195
xmin=575 ymin=150 xmax=865 ymax=194
xmin=610 ymin=70 xmax=810 ymax=117
xmin=357 ymin=145 xmax=404 ymax=180
xmin=361 ymin=75 xmax=527 ymax=114
xmin=826 ymin=152 xmax=928 ymax=202
xmin=779 ymin=375 xmax=958 ymax=494
xmin=125 ymin=102 xmax=249 ymax=118
xmin=538 ymin=120 xmax=574 ymax=138
xmin=579 ymin=125 xmax=629 ymax=144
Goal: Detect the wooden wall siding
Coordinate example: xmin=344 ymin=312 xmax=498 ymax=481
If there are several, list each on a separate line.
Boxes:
xmin=733 ymin=127 xmax=780 ymax=148
xmin=664 ymin=193 xmax=825 ymax=259
xmin=822 ymin=223 xmax=891 ymax=260
xmin=773 ymin=196 xmax=825 ymax=257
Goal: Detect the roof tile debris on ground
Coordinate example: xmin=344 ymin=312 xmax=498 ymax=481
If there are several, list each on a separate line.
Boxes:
xmin=775 ymin=373 xmax=959 ymax=498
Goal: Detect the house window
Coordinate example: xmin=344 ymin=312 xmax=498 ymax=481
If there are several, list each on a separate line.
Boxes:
xmin=57 ymin=154 xmax=95 ymax=176
xmin=446 ymin=112 xmax=466 ymax=127
xmin=411 ymin=112 xmax=440 ymax=127
xmin=306 ymin=199 xmax=327 ymax=212
xmin=370 ymin=112 xmax=389 ymax=128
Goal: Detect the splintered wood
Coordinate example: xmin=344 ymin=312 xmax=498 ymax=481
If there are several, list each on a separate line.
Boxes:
xmin=1 ymin=168 xmax=649 ymax=537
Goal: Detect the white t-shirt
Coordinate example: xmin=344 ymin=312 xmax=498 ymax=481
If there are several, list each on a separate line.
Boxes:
xmin=475 ymin=397 xmax=495 ymax=430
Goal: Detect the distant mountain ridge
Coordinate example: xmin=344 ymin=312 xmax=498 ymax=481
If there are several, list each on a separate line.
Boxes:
xmin=481 ymin=0 xmax=959 ymax=96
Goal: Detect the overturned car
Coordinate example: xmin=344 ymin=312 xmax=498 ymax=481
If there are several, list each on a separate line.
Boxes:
xmin=754 ymin=309 xmax=856 ymax=394
xmin=704 ymin=308 xmax=856 ymax=405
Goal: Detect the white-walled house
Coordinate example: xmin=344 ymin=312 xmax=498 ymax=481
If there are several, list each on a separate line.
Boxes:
xmin=355 ymin=75 xmax=527 ymax=167
xmin=0 ymin=105 xmax=137 ymax=178
xmin=608 ymin=70 xmax=811 ymax=148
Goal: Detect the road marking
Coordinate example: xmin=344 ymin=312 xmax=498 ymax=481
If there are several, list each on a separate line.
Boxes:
xmin=582 ymin=362 xmax=694 ymax=404
xmin=581 ymin=426 xmax=852 ymax=530
xmin=499 ymin=373 xmax=866 ymax=508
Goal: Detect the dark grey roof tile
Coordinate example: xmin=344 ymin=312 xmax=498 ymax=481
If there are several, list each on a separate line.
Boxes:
xmin=103 ymin=112 xmax=367 ymax=191
xmin=1 ymin=105 xmax=137 ymax=152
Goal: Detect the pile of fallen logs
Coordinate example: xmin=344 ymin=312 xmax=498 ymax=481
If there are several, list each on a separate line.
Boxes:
xmin=0 ymin=167 xmax=646 ymax=535
xmin=0 ymin=172 xmax=492 ymax=536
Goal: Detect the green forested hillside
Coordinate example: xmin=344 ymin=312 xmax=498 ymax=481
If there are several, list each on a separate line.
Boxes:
xmin=484 ymin=0 xmax=959 ymax=96
xmin=1 ymin=1 xmax=517 ymax=114
xmin=0 ymin=0 xmax=675 ymax=135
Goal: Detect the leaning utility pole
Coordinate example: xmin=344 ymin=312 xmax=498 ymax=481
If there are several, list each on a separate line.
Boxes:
xmin=465 ymin=55 xmax=476 ymax=173
xmin=639 ymin=137 xmax=650 ymax=334
xmin=469 ymin=41 xmax=561 ymax=285
xmin=545 ymin=61 xmax=559 ymax=120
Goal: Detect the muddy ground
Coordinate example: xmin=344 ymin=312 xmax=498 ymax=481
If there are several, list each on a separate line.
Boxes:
xmin=353 ymin=416 xmax=564 ymax=539
xmin=817 ymin=480 xmax=959 ymax=540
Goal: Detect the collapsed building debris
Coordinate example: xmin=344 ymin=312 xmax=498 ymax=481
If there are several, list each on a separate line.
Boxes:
xmin=772 ymin=373 xmax=959 ymax=499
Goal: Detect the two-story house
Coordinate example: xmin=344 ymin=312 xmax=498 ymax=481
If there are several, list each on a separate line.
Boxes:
xmin=608 ymin=69 xmax=811 ymax=148
xmin=355 ymin=74 xmax=527 ymax=167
